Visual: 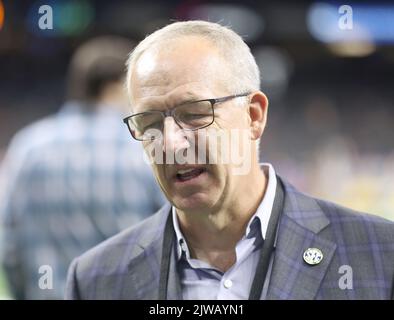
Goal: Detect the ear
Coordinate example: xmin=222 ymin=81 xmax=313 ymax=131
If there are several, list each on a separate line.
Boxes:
xmin=248 ymin=91 xmax=269 ymax=140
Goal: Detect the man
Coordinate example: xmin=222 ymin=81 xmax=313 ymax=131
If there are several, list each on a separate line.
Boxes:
xmin=0 ymin=36 xmax=164 ymax=299
xmin=65 ymin=21 xmax=394 ymax=300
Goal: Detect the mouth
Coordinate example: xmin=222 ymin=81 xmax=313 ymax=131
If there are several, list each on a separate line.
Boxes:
xmin=174 ymin=167 xmax=207 ymax=183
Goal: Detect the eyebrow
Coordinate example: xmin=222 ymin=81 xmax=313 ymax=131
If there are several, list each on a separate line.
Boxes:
xmin=175 ymin=92 xmax=202 ymax=105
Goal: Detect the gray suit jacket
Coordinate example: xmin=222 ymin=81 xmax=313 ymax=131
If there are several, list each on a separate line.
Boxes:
xmin=65 ymin=178 xmax=394 ymax=299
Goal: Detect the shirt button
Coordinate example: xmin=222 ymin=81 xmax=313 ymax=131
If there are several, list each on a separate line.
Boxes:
xmin=180 ymin=240 xmax=187 ymax=252
xmin=223 ymin=279 xmax=233 ymax=289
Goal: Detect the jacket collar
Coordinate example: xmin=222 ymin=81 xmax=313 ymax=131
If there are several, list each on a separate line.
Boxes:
xmin=265 ymin=178 xmax=337 ymax=300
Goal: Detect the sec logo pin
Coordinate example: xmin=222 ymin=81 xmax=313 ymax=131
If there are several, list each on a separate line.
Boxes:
xmin=303 ymin=248 xmax=323 ymax=266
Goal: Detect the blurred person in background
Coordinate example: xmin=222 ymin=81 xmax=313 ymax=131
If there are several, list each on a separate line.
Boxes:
xmin=0 ymin=36 xmax=164 ymax=299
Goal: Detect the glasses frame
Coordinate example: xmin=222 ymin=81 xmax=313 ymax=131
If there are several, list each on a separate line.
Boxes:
xmin=123 ymin=92 xmax=250 ymax=141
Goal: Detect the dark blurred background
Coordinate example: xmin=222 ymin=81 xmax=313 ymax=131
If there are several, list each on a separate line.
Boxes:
xmin=0 ymin=0 xmax=393 ymax=298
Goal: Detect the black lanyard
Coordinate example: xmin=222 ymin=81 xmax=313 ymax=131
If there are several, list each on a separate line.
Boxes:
xmin=158 ymin=178 xmax=284 ymax=300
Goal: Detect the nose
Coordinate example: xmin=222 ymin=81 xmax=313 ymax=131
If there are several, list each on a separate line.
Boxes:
xmin=162 ymin=117 xmax=190 ymax=155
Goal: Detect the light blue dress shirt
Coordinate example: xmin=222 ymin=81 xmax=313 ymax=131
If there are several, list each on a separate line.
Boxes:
xmin=172 ymin=163 xmax=277 ymax=300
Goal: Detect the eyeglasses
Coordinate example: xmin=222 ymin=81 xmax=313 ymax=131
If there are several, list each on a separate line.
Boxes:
xmin=123 ymin=93 xmax=250 ymax=141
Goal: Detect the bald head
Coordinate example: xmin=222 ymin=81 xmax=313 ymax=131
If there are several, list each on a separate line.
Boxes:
xmin=130 ymin=36 xmax=232 ymax=111
xmin=126 ymin=21 xmax=260 ymax=106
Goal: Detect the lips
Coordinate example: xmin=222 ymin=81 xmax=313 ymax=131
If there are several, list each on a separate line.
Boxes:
xmin=174 ymin=167 xmax=206 ymax=182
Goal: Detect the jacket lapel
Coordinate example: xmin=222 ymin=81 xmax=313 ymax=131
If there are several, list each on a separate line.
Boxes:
xmin=266 ymin=179 xmax=337 ymax=299
xmin=167 ymin=243 xmax=183 ymax=300
xmin=126 ymin=203 xmax=182 ymax=300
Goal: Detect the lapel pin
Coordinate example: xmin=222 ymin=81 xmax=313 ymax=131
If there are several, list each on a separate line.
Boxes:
xmin=303 ymin=248 xmax=323 ymax=266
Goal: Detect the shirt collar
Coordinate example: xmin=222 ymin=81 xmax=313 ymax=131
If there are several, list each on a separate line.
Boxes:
xmin=172 ymin=206 xmax=191 ymax=260
xmin=246 ymin=163 xmax=277 ymax=240
xmin=172 ymin=163 xmax=277 ymax=260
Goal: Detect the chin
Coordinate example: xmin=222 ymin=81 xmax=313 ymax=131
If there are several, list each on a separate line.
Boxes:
xmin=173 ymin=192 xmax=214 ymax=212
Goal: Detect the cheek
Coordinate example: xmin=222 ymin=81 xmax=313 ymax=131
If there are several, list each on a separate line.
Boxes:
xmin=211 ymin=165 xmax=232 ymax=198
xmin=152 ymin=165 xmax=173 ymax=198
xmin=157 ymin=166 xmax=167 ymax=181
xmin=150 ymin=164 xmax=165 ymax=184
xmin=218 ymin=104 xmax=248 ymax=123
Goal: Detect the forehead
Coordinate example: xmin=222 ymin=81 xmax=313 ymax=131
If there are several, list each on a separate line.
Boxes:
xmin=130 ymin=36 xmax=230 ymax=111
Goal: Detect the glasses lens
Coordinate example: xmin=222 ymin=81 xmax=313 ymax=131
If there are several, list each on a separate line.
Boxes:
xmin=174 ymin=100 xmax=213 ymax=129
xmin=128 ymin=112 xmax=164 ymax=140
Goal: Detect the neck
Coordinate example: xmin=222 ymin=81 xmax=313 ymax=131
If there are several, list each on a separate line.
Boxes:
xmin=176 ymin=163 xmax=267 ymax=270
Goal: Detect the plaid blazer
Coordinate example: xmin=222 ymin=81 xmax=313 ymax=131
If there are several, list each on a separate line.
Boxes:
xmin=65 ymin=177 xmax=394 ymax=300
